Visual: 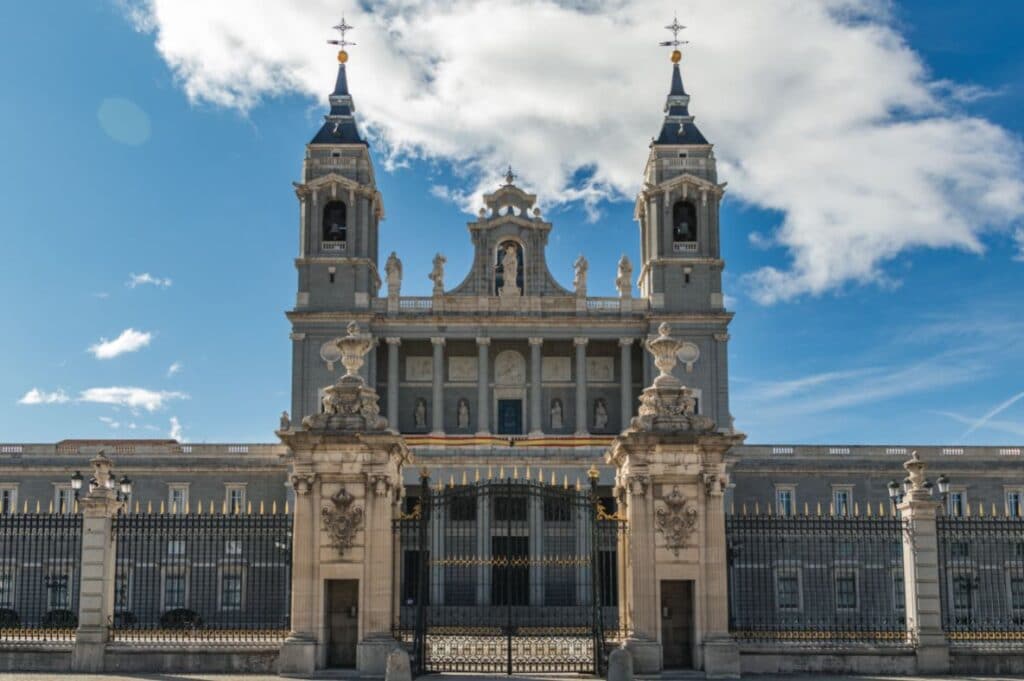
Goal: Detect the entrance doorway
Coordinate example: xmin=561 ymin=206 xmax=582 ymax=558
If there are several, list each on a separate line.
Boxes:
xmin=497 ymin=399 xmax=522 ymax=434
xmin=326 ymin=579 xmax=359 ymax=668
xmin=661 ymin=580 xmax=694 ymax=669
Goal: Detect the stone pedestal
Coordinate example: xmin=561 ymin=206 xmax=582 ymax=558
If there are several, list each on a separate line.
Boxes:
xmin=278 ymin=637 xmax=317 ymax=676
xmin=622 ymin=637 xmax=662 ymax=674
xmin=703 ymin=635 xmax=741 ymax=679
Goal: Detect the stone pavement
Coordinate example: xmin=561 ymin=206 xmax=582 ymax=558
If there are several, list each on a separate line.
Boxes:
xmin=1 ymin=674 xmax=1023 ymax=681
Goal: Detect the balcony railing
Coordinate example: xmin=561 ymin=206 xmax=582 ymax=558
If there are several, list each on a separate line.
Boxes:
xmin=672 ymin=241 xmax=698 ymax=253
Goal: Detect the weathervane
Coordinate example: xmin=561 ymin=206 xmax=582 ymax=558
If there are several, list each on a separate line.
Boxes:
xmin=503 ymin=165 xmax=516 ymax=186
xmin=328 ymin=16 xmax=356 ymax=63
xmin=659 ymin=15 xmax=688 ymax=63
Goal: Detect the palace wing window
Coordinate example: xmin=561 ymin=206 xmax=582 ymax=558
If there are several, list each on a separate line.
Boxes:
xmin=835 ymin=571 xmax=858 ymax=610
xmin=776 ymin=570 xmax=800 ymax=610
xmin=164 ymin=569 xmax=187 ymax=610
xmin=47 ymin=573 xmax=70 ymax=610
xmin=0 ymin=486 xmax=16 ymax=515
xmin=775 ymin=487 xmax=795 ymax=517
xmin=0 ymin=570 xmax=13 ymax=607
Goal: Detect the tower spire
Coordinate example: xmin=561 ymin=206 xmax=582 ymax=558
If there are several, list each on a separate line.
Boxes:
xmin=311 ymin=16 xmax=366 ymax=145
xmin=653 ymin=17 xmax=706 ymax=146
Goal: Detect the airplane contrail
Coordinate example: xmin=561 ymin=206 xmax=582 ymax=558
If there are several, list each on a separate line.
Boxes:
xmin=961 ymin=390 xmax=1024 ymax=439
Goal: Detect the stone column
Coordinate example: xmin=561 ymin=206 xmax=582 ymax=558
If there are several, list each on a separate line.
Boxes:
xmin=431 ymin=337 xmax=445 ymax=435
xmin=621 ymin=472 xmax=661 ymax=673
xmin=359 ymin=475 xmax=402 ymax=670
xmin=529 ymin=337 xmax=543 ymax=436
xmin=386 ymin=338 xmax=401 ymax=430
xmin=898 ymin=454 xmax=950 ymax=674
xmin=71 ymin=453 xmax=121 ymax=672
xmin=619 ymin=338 xmax=634 ymax=429
xmin=278 ymin=471 xmax=317 ymax=675
xmin=701 ymin=464 xmax=739 ymax=678
xmin=574 ymin=337 xmax=589 ymax=436
xmin=476 ymin=337 xmax=490 ymax=435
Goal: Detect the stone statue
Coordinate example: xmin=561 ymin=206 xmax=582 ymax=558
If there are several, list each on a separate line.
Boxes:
xmin=279 ymin=410 xmax=290 ymax=431
xmin=573 ymin=254 xmax=588 ymax=297
xmin=457 ymin=399 xmax=470 ymax=429
xmin=414 ymin=398 xmax=428 ymax=428
xmin=385 ymin=251 xmax=402 ymax=298
xmin=594 ymin=398 xmax=608 ymax=430
xmin=428 ymin=253 xmax=446 ymax=294
xmin=616 ymin=254 xmax=632 ymax=298
xmin=499 ymin=244 xmax=520 ymax=296
xmin=550 ymin=399 xmax=564 ymax=430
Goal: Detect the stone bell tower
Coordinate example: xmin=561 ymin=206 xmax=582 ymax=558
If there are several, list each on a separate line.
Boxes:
xmin=292 ymin=18 xmax=384 ymax=314
xmin=635 ymin=36 xmax=727 ymax=315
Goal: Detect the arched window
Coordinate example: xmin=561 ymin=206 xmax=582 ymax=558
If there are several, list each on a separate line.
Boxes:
xmin=672 ymin=201 xmax=697 ymax=243
xmin=322 ymin=201 xmax=347 ymax=243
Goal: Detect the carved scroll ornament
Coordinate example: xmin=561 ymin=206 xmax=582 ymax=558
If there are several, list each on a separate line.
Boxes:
xmin=322 ymin=487 xmax=364 ymax=556
xmin=655 ymin=487 xmax=698 ymax=556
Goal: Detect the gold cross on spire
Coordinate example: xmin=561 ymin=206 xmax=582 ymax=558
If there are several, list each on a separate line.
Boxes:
xmin=659 ymin=15 xmax=688 ymax=63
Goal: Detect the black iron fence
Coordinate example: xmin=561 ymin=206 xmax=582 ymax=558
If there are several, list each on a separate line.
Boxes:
xmin=938 ymin=513 xmax=1024 ymax=644
xmin=111 ymin=511 xmax=292 ymax=642
xmin=0 ymin=512 xmax=82 ymax=642
xmin=727 ymin=508 xmax=907 ymax=646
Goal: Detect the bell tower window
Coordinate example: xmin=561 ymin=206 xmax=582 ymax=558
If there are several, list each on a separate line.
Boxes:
xmin=322 ymin=200 xmax=347 ymax=251
xmin=672 ymin=200 xmax=698 ymax=252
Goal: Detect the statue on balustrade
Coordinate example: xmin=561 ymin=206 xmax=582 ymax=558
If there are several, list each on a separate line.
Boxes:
xmin=573 ymin=254 xmax=588 ymax=297
xmin=616 ymin=254 xmax=632 ymax=298
xmin=428 ymin=253 xmax=446 ymax=294
xmin=385 ymin=251 xmax=402 ymax=298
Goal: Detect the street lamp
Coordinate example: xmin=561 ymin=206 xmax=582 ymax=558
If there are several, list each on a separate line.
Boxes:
xmin=936 ymin=474 xmax=950 ymax=496
xmin=119 ymin=475 xmax=132 ymax=497
xmin=70 ymin=471 xmax=83 ymax=499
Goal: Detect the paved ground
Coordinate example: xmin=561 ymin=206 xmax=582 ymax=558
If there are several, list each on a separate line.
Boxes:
xmin=2 ymin=671 xmax=1024 ymax=675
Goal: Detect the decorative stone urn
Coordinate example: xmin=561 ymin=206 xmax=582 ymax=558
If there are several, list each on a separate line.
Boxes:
xmin=630 ymin=323 xmax=716 ymax=433
xmin=301 ymin=322 xmax=388 ymax=432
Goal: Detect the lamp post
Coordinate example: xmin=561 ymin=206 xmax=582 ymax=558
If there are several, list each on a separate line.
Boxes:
xmin=888 ymin=470 xmax=951 ymax=512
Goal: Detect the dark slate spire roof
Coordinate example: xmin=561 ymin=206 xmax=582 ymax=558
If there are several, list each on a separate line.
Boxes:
xmin=654 ymin=62 xmax=708 ymax=146
xmin=310 ymin=62 xmax=367 ymax=146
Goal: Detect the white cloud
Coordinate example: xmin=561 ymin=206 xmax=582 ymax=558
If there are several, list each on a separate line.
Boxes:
xmin=167 ymin=361 xmax=183 ymax=377
xmin=122 ymin=0 xmax=1024 ymax=303
xmin=169 ymin=416 xmax=185 ymax=441
xmin=127 ymin=272 xmax=172 ymax=288
xmin=17 ymin=388 xmax=70 ymax=405
xmin=79 ymin=387 xmax=187 ymax=412
xmin=99 ymin=416 xmax=121 ymax=429
xmin=88 ymin=328 xmax=153 ymax=359
xmin=1014 ymin=227 xmax=1024 ymax=262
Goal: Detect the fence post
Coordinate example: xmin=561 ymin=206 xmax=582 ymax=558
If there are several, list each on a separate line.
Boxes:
xmin=897 ymin=452 xmax=950 ymax=674
xmin=71 ymin=452 xmax=122 ymax=672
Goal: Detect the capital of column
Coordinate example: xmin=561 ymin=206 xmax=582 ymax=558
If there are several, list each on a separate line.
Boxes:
xmin=528 ymin=337 xmax=544 ymax=346
xmin=618 ymin=337 xmax=635 ymax=347
xmin=476 ymin=337 xmax=491 ymax=346
xmin=290 ymin=332 xmax=306 ymax=341
xmin=430 ymin=337 xmax=446 ymax=346
xmin=573 ymin=337 xmax=589 ymax=347
xmin=290 ymin=473 xmax=316 ymax=496
xmin=713 ymin=333 xmax=730 ymax=342
xmin=385 ymin=337 xmax=401 ymax=346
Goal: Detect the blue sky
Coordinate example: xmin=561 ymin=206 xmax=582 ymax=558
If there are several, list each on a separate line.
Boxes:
xmin=1 ymin=1 xmax=1022 ymax=445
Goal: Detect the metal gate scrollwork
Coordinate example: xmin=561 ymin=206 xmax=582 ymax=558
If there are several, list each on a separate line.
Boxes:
xmin=393 ymin=467 xmax=626 ymax=675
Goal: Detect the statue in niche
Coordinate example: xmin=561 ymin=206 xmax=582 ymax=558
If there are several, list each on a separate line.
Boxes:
xmin=414 ymin=398 xmax=428 ymax=428
xmin=550 ymin=399 xmax=564 ymax=430
xmin=428 ymin=253 xmax=446 ymax=294
xmin=499 ymin=244 xmax=521 ymax=297
xmin=594 ymin=398 xmax=609 ymax=430
xmin=385 ymin=251 xmax=402 ymax=297
xmin=573 ymin=254 xmax=588 ymax=297
xmin=616 ymin=254 xmax=633 ymax=298
xmin=457 ymin=399 xmax=470 ymax=429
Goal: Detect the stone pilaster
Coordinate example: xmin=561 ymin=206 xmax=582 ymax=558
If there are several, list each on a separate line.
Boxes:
xmin=476 ymin=338 xmax=490 ymax=434
xmin=898 ymin=454 xmax=950 ymax=674
xmin=700 ymin=461 xmax=739 ymax=678
xmin=431 ymin=337 xmax=445 ymax=435
xmin=386 ymin=338 xmax=401 ymax=429
xmin=529 ymin=337 xmax=543 ymax=436
xmin=71 ymin=453 xmax=122 ymax=672
xmin=574 ymin=337 xmax=588 ymax=436
xmin=278 ymin=471 xmax=318 ymax=675
xmin=619 ymin=338 xmax=634 ymax=429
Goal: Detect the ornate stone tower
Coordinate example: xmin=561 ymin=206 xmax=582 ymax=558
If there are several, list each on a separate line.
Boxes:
xmin=289 ymin=22 xmax=384 ymax=421
xmin=635 ymin=50 xmax=726 ymax=314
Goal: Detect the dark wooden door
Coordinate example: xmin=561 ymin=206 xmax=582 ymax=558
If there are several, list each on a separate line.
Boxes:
xmin=497 ymin=399 xmax=522 ymax=434
xmin=327 ymin=579 xmax=359 ymax=668
xmin=661 ymin=580 xmax=694 ymax=669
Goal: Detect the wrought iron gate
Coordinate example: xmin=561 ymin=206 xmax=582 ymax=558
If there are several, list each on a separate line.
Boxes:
xmin=394 ymin=470 xmax=625 ymax=675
